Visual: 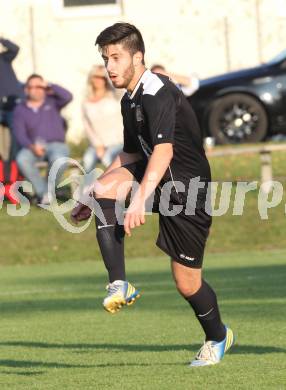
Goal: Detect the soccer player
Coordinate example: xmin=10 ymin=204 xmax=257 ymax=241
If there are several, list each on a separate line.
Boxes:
xmin=71 ymin=22 xmax=234 ymax=367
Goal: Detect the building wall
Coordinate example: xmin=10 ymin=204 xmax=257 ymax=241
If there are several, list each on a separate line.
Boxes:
xmin=0 ymin=0 xmax=285 ymax=143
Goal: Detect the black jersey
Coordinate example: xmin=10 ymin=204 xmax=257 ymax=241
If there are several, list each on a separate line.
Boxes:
xmin=121 ymin=69 xmax=211 ymax=183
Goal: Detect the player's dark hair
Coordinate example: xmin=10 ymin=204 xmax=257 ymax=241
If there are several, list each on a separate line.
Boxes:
xmin=26 ymin=73 xmax=43 ymax=84
xmin=95 ymin=22 xmax=145 ymax=64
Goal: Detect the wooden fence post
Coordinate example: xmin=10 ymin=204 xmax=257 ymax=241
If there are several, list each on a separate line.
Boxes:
xmin=260 ymin=150 xmax=273 ymax=194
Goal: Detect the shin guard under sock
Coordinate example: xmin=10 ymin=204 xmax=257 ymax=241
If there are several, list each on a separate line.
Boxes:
xmin=95 ymin=198 xmax=125 ymax=283
xmin=186 ymin=279 xmax=226 ymax=342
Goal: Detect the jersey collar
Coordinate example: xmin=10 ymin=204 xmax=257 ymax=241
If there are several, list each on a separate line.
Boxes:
xmin=128 ymin=69 xmax=151 ymax=100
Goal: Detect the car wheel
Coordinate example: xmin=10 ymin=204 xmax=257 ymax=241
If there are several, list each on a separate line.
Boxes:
xmin=208 ymin=93 xmax=268 ymax=144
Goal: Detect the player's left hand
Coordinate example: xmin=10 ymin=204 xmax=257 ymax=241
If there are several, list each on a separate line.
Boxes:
xmin=124 ymin=195 xmax=145 ymax=237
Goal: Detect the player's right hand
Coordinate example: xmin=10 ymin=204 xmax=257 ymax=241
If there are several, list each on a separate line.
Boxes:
xmin=124 ymin=194 xmax=145 ymax=237
xmin=71 ymin=202 xmax=92 ymax=223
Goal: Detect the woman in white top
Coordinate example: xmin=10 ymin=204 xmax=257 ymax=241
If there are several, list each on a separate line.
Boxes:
xmin=82 ymin=65 xmax=123 ymax=173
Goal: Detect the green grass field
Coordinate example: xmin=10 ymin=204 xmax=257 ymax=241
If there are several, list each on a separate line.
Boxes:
xmin=0 ymin=252 xmax=285 ymax=389
xmin=0 ymin=147 xmax=286 ymax=388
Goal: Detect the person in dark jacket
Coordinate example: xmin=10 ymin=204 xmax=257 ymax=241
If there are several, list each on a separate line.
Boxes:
xmin=14 ymin=74 xmax=72 ymax=204
xmin=0 ymin=37 xmax=23 ymax=160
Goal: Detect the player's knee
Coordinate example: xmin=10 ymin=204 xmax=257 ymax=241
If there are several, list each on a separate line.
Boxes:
xmin=94 ymin=168 xmax=132 ymax=200
xmin=174 ymin=277 xmax=201 ymax=297
xmin=94 ymin=178 xmax=104 ymax=198
xmin=94 ymin=177 xmax=115 ymax=199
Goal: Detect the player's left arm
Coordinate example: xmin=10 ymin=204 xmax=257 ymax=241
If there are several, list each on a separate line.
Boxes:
xmin=124 ymin=88 xmax=176 ymax=236
xmin=124 ymin=143 xmax=173 ymax=236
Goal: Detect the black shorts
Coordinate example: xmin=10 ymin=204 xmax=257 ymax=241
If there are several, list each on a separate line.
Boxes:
xmin=123 ymin=160 xmax=212 ymax=269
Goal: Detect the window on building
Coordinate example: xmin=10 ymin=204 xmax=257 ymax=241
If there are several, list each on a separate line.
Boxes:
xmin=53 ymin=0 xmax=121 ymax=18
xmin=63 ymin=0 xmax=116 ymax=6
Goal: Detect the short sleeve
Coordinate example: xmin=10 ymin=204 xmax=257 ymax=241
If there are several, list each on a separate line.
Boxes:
xmin=142 ymin=89 xmax=176 ymax=147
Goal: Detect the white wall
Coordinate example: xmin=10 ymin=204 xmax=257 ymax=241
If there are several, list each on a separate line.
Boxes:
xmin=1 ymin=0 xmax=285 ymax=143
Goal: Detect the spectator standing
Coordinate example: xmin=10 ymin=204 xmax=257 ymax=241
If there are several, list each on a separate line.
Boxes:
xmin=0 ymin=37 xmax=23 ymax=159
xmin=82 ymin=65 xmax=123 ymax=174
xmin=14 ymin=74 xmax=72 ymax=204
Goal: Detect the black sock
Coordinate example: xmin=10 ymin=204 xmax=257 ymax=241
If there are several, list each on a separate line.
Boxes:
xmin=186 ymin=280 xmax=226 ymax=342
xmin=95 ymin=198 xmax=126 ymax=283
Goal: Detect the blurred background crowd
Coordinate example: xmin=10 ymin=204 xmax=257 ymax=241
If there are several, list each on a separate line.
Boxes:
xmin=1 ymin=0 xmax=286 ymax=204
xmin=0 ymin=34 xmax=198 ymax=204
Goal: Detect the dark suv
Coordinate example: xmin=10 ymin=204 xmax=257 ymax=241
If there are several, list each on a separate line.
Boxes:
xmin=188 ymin=50 xmax=286 ymax=144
